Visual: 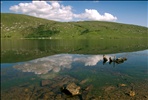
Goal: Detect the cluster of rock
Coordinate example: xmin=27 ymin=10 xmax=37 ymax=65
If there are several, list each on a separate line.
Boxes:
xmin=103 ymin=55 xmax=127 ymax=64
xmin=2 ymin=74 xmax=148 ymax=100
xmin=2 ymin=75 xmax=93 ymax=100
xmin=40 ymin=75 xmax=94 ymax=100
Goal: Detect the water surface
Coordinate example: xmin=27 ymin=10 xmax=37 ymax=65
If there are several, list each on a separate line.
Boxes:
xmin=1 ymin=39 xmax=147 ymax=63
xmin=1 ymin=50 xmax=148 ymax=100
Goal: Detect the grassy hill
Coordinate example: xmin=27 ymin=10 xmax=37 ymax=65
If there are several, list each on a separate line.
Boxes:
xmin=1 ymin=13 xmax=148 ymax=39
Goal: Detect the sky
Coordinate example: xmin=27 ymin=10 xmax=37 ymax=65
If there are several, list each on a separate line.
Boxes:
xmin=1 ymin=1 xmax=148 ymax=27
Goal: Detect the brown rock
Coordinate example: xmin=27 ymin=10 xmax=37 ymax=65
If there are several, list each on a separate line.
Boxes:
xmin=80 ymin=79 xmax=88 ymax=85
xmin=129 ymin=91 xmax=135 ymax=97
xmin=104 ymin=86 xmax=115 ymax=92
xmin=61 ymin=82 xmax=81 ymax=96
xmin=55 ymin=94 xmax=62 ymax=99
xmin=41 ymin=80 xmax=51 ymax=86
xmin=118 ymin=83 xmax=127 ymax=87
xmin=85 ymin=85 xmax=93 ymax=91
xmin=24 ymin=88 xmax=29 ymax=92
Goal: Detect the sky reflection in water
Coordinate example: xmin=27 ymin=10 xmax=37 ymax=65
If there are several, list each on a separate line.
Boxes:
xmin=13 ymin=50 xmax=148 ymax=75
xmin=13 ymin=54 xmax=112 ymax=74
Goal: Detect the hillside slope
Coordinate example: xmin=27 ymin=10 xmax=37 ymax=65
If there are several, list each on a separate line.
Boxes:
xmin=1 ymin=13 xmax=148 ymax=39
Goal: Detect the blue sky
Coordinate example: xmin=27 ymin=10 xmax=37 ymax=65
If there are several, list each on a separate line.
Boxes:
xmin=1 ymin=1 xmax=147 ymax=27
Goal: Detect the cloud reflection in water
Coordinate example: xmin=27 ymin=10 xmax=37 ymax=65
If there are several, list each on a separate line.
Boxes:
xmin=13 ymin=54 xmax=111 ymax=74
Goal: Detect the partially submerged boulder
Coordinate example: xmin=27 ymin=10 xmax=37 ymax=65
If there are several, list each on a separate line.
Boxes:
xmin=115 ymin=57 xmax=127 ymax=64
xmin=109 ymin=57 xmax=127 ymax=64
xmin=61 ymin=82 xmax=81 ymax=96
xmin=103 ymin=55 xmax=108 ymax=62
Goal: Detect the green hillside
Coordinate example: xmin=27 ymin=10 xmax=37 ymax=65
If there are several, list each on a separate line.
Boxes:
xmin=1 ymin=13 xmax=148 ymax=39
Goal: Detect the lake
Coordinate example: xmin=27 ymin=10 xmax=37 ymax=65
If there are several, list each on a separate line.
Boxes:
xmin=1 ymin=39 xmax=148 ymax=100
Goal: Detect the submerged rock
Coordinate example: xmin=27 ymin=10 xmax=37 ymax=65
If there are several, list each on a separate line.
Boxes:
xmin=41 ymin=80 xmax=51 ymax=86
xmin=104 ymin=86 xmax=116 ymax=92
xmin=118 ymin=83 xmax=127 ymax=87
xmin=80 ymin=79 xmax=89 ymax=85
xmin=61 ymin=82 xmax=81 ymax=96
xmin=129 ymin=91 xmax=135 ymax=97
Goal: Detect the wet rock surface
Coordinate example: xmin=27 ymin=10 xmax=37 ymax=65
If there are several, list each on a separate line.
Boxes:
xmin=61 ymin=82 xmax=81 ymax=96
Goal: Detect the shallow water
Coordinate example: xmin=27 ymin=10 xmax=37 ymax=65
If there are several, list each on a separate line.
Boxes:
xmin=1 ymin=50 xmax=148 ymax=100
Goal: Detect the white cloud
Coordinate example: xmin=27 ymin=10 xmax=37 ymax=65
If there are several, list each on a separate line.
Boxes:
xmin=10 ymin=1 xmax=73 ymax=21
xmin=84 ymin=9 xmax=117 ymax=21
xmin=9 ymin=1 xmax=117 ymax=22
xmin=74 ymin=9 xmax=117 ymax=21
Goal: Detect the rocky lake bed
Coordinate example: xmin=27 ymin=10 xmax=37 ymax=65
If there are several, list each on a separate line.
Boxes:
xmin=1 ymin=74 xmax=148 ymax=100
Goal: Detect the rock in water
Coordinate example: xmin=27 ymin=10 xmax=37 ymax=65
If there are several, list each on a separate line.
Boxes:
xmin=129 ymin=91 xmax=135 ymax=97
xmin=103 ymin=55 xmax=108 ymax=62
xmin=41 ymin=80 xmax=51 ymax=86
xmin=61 ymin=82 xmax=81 ymax=96
xmin=118 ymin=83 xmax=127 ymax=87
